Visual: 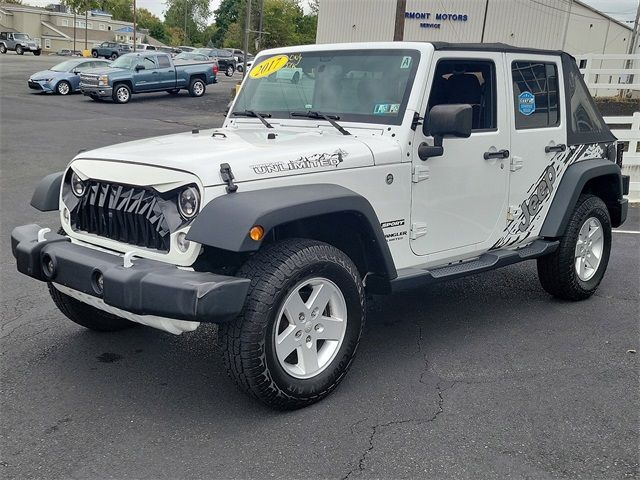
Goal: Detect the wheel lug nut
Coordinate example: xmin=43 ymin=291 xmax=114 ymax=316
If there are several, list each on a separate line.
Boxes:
xmin=311 ymin=307 xmax=319 ymax=318
xmin=299 ymin=313 xmax=305 ymax=322
xmin=295 ymin=330 xmax=302 ymax=339
xmin=306 ymin=335 xmax=311 ymax=344
xmin=314 ymin=324 xmax=322 ymax=332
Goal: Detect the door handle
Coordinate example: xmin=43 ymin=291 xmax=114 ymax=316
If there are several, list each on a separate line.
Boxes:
xmin=545 ymin=143 xmax=566 ymax=153
xmin=483 ymin=149 xmax=510 ymax=160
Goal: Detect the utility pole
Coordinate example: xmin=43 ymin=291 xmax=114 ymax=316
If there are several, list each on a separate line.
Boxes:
xmin=257 ymin=0 xmax=264 ymax=51
xmin=184 ymin=0 xmax=189 ymax=45
xmin=133 ymin=0 xmax=136 ymax=50
xmin=243 ymin=0 xmax=252 ymax=75
xmin=393 ymin=0 xmax=406 ymax=41
xmin=73 ymin=8 xmax=76 ymax=53
xmin=480 ymin=0 xmax=489 ymax=43
xmin=84 ymin=7 xmax=88 ymax=51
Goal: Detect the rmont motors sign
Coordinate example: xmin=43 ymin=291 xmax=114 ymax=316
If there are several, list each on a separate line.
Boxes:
xmin=405 ymin=11 xmax=469 ymax=29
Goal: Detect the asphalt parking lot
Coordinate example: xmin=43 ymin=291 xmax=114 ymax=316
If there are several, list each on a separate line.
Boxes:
xmin=1 ymin=52 xmax=639 ymax=480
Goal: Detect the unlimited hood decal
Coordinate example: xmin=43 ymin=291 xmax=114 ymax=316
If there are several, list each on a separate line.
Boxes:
xmin=250 ymin=149 xmax=347 ymax=175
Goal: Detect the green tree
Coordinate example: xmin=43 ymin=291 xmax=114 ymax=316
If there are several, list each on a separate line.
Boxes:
xmin=136 ymin=8 xmax=167 ymax=43
xmin=164 ymin=0 xmax=210 ymax=45
xmin=212 ymin=0 xmax=242 ymax=47
xmin=98 ymin=0 xmax=133 ymax=21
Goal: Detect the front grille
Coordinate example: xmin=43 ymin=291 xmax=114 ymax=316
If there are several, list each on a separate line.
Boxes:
xmin=71 ymin=181 xmax=171 ymax=252
xmin=80 ymin=75 xmax=98 ymax=86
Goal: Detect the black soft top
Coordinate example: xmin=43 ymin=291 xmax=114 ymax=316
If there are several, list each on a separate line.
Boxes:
xmin=430 ymin=42 xmax=614 ymax=145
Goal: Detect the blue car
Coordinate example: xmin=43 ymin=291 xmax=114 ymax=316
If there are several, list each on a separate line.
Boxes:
xmin=28 ymin=58 xmax=111 ymax=95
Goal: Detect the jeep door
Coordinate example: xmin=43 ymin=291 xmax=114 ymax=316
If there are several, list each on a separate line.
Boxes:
xmin=410 ymin=51 xmax=510 ymax=261
xmin=494 ymin=54 xmax=566 ymax=249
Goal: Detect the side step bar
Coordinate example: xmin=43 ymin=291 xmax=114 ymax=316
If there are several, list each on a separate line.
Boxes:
xmin=391 ymin=239 xmax=559 ymax=291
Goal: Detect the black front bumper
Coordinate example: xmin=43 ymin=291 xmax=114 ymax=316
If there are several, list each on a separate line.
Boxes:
xmin=11 ymin=224 xmax=250 ymax=323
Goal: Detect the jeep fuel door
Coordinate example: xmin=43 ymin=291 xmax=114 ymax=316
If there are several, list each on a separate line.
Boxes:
xmin=410 ymin=51 xmax=510 ymax=261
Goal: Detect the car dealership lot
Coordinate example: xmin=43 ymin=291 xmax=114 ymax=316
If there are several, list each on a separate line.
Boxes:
xmin=1 ymin=52 xmax=638 ymax=479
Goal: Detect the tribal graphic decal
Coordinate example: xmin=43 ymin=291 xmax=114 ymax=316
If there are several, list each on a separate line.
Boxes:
xmin=491 ymin=143 xmax=606 ymax=249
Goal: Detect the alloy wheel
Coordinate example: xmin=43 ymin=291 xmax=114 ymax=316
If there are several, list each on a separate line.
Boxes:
xmin=574 ymin=217 xmax=604 ymax=281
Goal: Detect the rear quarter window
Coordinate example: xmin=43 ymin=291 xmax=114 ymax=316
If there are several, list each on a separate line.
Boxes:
xmin=512 ymin=61 xmax=560 ymax=129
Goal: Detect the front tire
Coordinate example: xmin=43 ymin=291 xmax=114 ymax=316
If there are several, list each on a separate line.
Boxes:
xmin=537 ymin=194 xmax=611 ymax=300
xmin=188 ymin=78 xmax=205 ymax=97
xmin=56 ymin=80 xmax=71 ymax=95
xmin=48 ymin=284 xmax=136 ymax=332
xmin=219 ymin=239 xmax=365 ymax=410
xmin=91 ymin=50 xmax=98 ymax=58
xmin=33 ymin=50 xmax=41 ymax=56
xmin=110 ymin=52 xmax=118 ymax=60
xmin=16 ymin=45 xmax=23 ymax=55
xmin=112 ymin=83 xmax=131 ymax=104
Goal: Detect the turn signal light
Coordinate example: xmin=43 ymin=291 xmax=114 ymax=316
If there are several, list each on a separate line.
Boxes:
xmin=249 ymin=225 xmax=264 ymax=241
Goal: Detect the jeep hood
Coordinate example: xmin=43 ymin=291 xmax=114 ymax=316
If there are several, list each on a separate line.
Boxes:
xmin=75 ymin=128 xmax=387 ymax=186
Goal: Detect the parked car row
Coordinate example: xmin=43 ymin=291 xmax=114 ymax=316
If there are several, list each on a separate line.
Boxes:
xmin=27 ymin=52 xmax=217 ymax=104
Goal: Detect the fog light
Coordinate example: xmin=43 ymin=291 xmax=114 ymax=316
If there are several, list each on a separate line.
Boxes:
xmin=42 ymin=254 xmax=55 ymax=279
xmin=92 ymin=270 xmax=104 ymax=295
xmin=249 ymin=225 xmax=264 ymax=241
xmin=176 ymin=232 xmax=190 ymax=252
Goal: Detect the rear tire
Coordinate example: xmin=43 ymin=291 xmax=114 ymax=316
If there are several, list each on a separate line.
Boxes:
xmin=0 ymin=44 xmax=6 ymax=54
xmin=188 ymin=78 xmax=205 ymax=97
xmin=33 ymin=50 xmax=41 ymax=56
xmin=110 ymin=52 xmax=118 ymax=60
xmin=219 ymin=239 xmax=365 ymax=410
xmin=537 ymin=194 xmax=611 ymax=300
xmin=48 ymin=283 xmax=136 ymax=332
xmin=225 ymin=65 xmax=234 ymax=77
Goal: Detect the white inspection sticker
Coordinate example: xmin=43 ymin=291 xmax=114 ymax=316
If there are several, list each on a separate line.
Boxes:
xmin=400 ymin=56 xmax=412 ymax=69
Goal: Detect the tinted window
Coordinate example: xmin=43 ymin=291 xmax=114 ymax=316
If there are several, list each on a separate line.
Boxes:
xmin=158 ymin=55 xmax=170 ymax=68
xmin=142 ymin=56 xmax=157 ymax=69
xmin=512 ymin=61 xmax=560 ymax=129
xmin=148 ymin=45 xmax=156 ymax=50
xmin=427 ymin=59 xmax=497 ymax=131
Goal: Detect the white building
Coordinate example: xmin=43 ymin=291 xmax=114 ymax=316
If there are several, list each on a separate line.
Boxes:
xmin=316 ymin=0 xmax=636 ymax=58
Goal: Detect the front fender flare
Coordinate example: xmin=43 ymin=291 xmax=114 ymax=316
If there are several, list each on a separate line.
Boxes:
xmin=30 ymin=172 xmax=63 ymax=212
xmin=187 ymin=184 xmax=397 ymax=280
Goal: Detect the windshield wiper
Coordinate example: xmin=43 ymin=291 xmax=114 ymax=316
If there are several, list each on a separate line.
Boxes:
xmin=290 ymin=111 xmax=351 ymax=136
xmin=231 ymin=110 xmax=274 ymax=129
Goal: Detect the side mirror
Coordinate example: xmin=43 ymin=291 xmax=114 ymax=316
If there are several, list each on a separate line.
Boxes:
xmin=419 ymin=104 xmax=473 ymax=160
xmin=135 ymin=64 xmax=145 ymax=71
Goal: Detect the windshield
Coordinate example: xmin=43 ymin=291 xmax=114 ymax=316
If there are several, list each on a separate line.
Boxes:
xmin=14 ymin=33 xmax=31 ymax=40
xmin=231 ymin=49 xmax=420 ymax=125
xmin=176 ymin=52 xmax=197 ymax=60
xmin=110 ymin=55 xmax=137 ymax=69
xmin=51 ymin=60 xmax=81 ymax=72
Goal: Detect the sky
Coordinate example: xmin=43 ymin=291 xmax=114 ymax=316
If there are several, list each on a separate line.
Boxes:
xmin=20 ymin=0 xmax=640 ymax=25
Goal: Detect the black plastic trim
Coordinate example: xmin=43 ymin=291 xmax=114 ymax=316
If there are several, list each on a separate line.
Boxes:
xmin=187 ymin=184 xmax=397 ymax=280
xmin=392 ymin=239 xmax=559 ymax=291
xmin=11 ymin=224 xmax=250 ymax=323
xmin=540 ymin=158 xmax=625 ymax=236
xmin=30 ymin=172 xmax=63 ymax=212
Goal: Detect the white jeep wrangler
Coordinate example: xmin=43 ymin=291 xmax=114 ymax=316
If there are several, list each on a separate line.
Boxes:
xmin=12 ymin=42 xmax=630 ymax=409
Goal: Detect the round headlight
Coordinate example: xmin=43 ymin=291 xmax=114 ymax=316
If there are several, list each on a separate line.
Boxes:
xmin=70 ymin=171 xmax=86 ymax=197
xmin=178 ymin=186 xmax=200 ymax=219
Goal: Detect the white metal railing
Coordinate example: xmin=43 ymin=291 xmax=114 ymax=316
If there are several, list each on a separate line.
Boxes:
xmin=576 ymin=53 xmax=640 ymax=92
xmin=604 ymin=112 xmax=640 ymax=201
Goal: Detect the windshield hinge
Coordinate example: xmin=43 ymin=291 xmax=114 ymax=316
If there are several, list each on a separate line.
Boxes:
xmin=410 ymin=222 xmax=428 ymax=240
xmin=411 ymin=112 xmax=424 ymax=131
xmin=412 ymin=165 xmax=430 ymax=183
xmin=220 ymin=163 xmax=238 ymax=193
xmin=510 ymin=155 xmax=524 ymax=172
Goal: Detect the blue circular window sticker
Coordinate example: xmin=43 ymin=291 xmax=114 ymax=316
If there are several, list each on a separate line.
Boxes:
xmin=518 ymin=91 xmax=535 ymax=116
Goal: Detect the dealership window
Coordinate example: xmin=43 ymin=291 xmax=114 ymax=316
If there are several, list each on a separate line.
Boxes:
xmin=511 ymin=61 xmax=560 ymax=129
xmin=426 ymin=59 xmax=497 ymax=132
xmin=61 ymin=18 xmax=69 ymax=27
xmin=44 ymin=38 xmax=51 ymax=49
xmin=87 ymin=22 xmax=93 ymax=29
xmin=99 ymin=23 xmax=106 ymax=30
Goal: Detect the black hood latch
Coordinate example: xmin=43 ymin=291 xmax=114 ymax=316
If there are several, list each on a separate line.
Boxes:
xmin=220 ymin=163 xmax=238 ymax=194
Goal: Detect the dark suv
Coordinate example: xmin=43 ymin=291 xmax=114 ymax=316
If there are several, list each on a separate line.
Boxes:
xmin=91 ymin=42 xmax=131 ymax=60
xmin=194 ymin=48 xmax=236 ymax=76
